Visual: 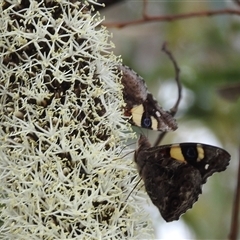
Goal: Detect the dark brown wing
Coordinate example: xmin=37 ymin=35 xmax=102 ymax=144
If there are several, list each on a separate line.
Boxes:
xmin=118 ymin=64 xmax=148 ymax=107
xmin=173 ymin=143 xmax=231 ymax=183
xmin=135 ymin=138 xmax=202 ymax=222
xmin=118 ymin=64 xmax=177 ymax=131
xmin=143 ymin=157 xmax=202 ymax=222
xmin=134 ymin=135 xmax=231 ymax=222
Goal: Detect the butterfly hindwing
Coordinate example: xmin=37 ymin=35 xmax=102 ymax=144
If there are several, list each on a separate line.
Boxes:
xmin=118 ymin=64 xmax=177 ymax=131
xmin=143 ymin=156 xmax=202 ymax=222
xmin=134 ymin=135 xmax=231 ymax=222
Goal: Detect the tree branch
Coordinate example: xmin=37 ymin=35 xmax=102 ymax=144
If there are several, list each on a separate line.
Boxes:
xmin=154 ymin=43 xmax=181 ymax=147
xmin=104 ymin=9 xmax=240 ymax=28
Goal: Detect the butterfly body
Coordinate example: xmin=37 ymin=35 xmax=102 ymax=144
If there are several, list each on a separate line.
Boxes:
xmin=134 ymin=135 xmax=231 ymax=222
xmin=118 ymin=65 xmax=177 ymax=131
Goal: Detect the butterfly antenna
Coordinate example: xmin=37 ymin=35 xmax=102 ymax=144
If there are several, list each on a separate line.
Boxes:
xmin=154 ymin=42 xmax=182 ymax=147
xmin=125 ymin=177 xmax=142 ymax=201
xmin=111 ymin=140 xmax=137 ymax=165
xmin=113 ymin=147 xmax=135 ymax=164
xmin=117 ymin=141 xmax=136 ymax=156
xmin=118 ymin=149 xmax=135 ymax=160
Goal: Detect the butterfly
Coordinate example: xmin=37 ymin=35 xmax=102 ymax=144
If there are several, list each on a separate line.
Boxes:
xmin=134 ymin=134 xmax=231 ymax=222
xmin=118 ymin=64 xmax=177 ymax=132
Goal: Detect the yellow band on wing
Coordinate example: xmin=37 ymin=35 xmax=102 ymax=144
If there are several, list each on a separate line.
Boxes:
xmin=196 ymin=144 xmax=204 ymax=161
xmin=131 ymin=104 xmax=158 ymax=130
xmin=170 ymin=145 xmax=186 ymax=162
xmin=131 ymin=105 xmax=144 ymax=127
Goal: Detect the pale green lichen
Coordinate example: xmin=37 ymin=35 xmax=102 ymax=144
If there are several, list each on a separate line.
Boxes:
xmin=0 ymin=0 xmax=153 ymax=239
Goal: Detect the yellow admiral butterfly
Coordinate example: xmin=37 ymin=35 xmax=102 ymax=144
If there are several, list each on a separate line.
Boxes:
xmin=118 ymin=65 xmax=177 ymax=132
xmin=134 ymin=134 xmax=231 ymax=222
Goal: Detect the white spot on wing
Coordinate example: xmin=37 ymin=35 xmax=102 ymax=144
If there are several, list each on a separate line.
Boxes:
xmin=155 ymin=111 xmax=161 ymax=117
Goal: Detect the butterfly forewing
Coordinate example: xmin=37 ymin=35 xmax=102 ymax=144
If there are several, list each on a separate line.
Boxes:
xmin=171 ymin=142 xmax=231 ymax=183
xmin=134 ymin=135 xmax=231 ymax=222
xmin=118 ymin=64 xmax=177 ymax=131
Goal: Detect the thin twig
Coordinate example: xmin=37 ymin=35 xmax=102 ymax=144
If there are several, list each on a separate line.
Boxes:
xmin=229 ymin=147 xmax=240 ymax=240
xmin=154 ymin=42 xmax=182 ymax=147
xmin=162 ymin=43 xmax=182 ymax=117
xmin=104 ymin=9 xmax=240 ymax=28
